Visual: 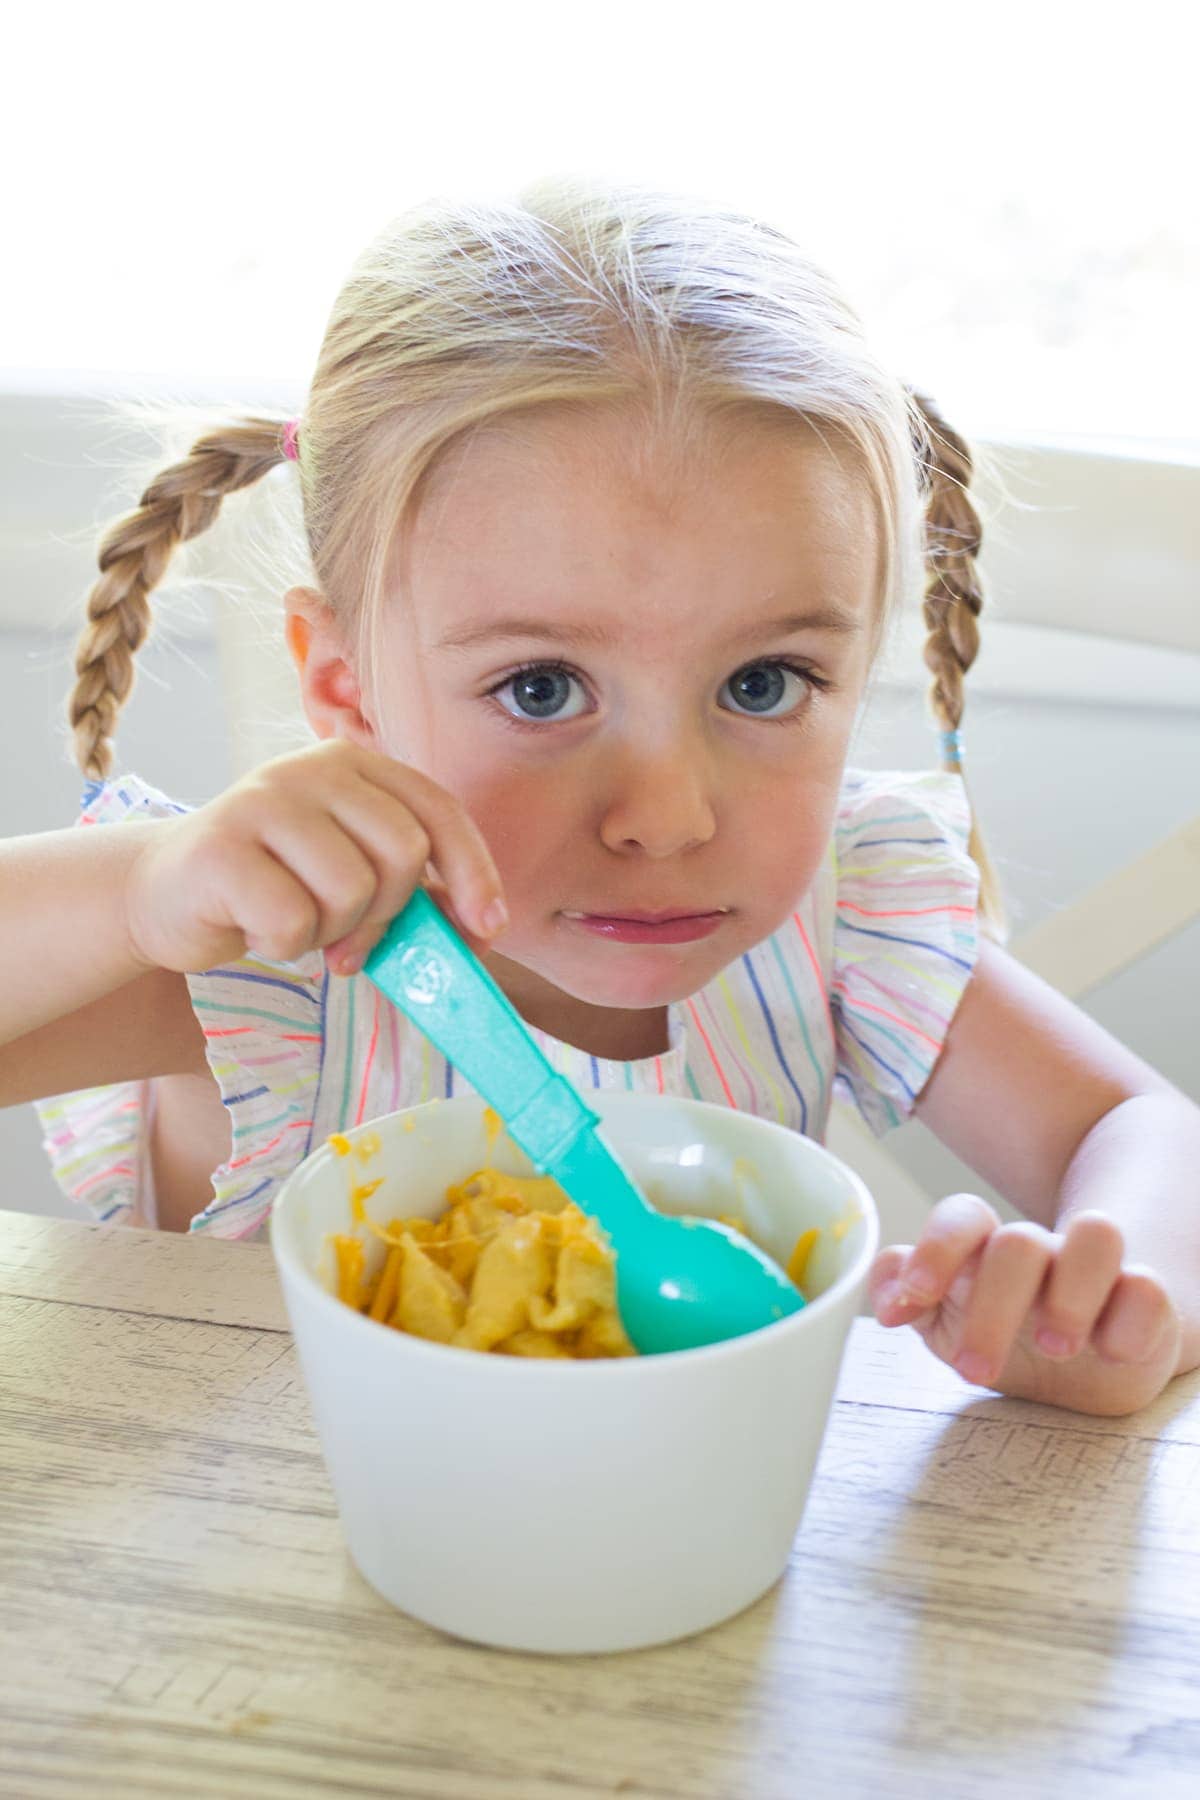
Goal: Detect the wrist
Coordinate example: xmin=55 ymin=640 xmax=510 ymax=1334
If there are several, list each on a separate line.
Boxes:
xmin=119 ymin=818 xmax=178 ymax=974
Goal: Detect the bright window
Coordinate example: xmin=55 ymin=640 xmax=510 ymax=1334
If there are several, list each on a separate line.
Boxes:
xmin=4 ymin=4 xmax=1195 ymax=454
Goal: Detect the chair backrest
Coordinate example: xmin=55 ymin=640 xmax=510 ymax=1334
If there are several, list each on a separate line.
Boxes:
xmin=952 ymin=440 xmax=1199 ymax=999
xmin=962 ymin=435 xmax=1197 ymax=652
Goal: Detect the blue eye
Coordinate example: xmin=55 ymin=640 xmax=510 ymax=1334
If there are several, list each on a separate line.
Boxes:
xmin=719 ymin=660 xmax=814 ymax=718
xmin=493 ymin=662 xmax=589 ymax=721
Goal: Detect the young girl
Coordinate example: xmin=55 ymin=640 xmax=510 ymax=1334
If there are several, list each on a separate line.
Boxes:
xmin=3 ymin=177 xmax=1197 ymax=1417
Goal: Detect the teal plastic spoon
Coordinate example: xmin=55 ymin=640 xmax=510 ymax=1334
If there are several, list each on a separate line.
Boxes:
xmin=362 ymin=888 xmax=805 ymax=1354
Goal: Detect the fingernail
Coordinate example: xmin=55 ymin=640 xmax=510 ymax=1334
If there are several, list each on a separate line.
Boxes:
xmin=902 ymin=1264 xmax=938 ymax=1303
xmin=956 ymin=1350 xmax=993 ymax=1386
xmin=334 ymin=948 xmax=363 ymax=975
xmin=479 ymin=897 xmax=509 ymax=936
xmin=877 ymin=1279 xmax=904 ymax=1313
xmin=1035 ymin=1328 xmax=1073 ymax=1358
xmin=1141 ymin=1313 xmax=1177 ymax=1361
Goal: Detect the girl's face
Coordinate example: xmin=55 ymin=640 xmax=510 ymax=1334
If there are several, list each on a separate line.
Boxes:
xmin=362 ymin=407 xmax=881 ymax=1032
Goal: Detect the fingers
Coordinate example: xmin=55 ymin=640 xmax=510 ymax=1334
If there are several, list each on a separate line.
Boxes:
xmin=228 ymin=743 xmax=508 ymax=973
xmin=254 ymin=803 xmax=409 ymax=964
xmin=1091 ymin=1264 xmax=1180 ymax=1366
xmin=1031 ymin=1210 xmax=1124 ymax=1359
xmin=867 ymin=1245 xmax=910 ymax=1316
xmin=869 ymin=1195 xmax=1181 ymax=1398
xmin=201 ymin=835 xmax=324 ymax=965
xmin=419 ymin=871 xmax=504 ymax=962
xmin=873 ymin=1193 xmax=999 ymax=1325
xmin=951 ymin=1221 xmax=1056 ymax=1387
xmin=345 ymin=754 xmax=508 ymax=945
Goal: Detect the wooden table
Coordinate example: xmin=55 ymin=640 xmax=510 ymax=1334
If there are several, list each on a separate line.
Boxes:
xmin=2 ymin=1211 xmax=1199 ymax=1800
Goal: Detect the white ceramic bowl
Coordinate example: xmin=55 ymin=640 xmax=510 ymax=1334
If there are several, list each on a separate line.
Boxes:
xmin=270 ymin=1091 xmax=877 ymax=1654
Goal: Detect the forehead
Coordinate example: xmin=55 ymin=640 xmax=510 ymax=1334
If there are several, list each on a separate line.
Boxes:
xmin=396 ymin=402 xmax=881 ymax=640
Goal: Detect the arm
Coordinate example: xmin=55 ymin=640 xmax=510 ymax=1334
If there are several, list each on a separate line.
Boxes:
xmin=0 ymin=820 xmax=213 ymax=1105
xmin=0 ymin=821 xmax=160 ymax=1044
xmin=1054 ymin=1090 xmax=1200 ymax=1367
xmin=870 ymin=937 xmax=1200 ymax=1412
xmin=0 ymin=965 xmax=211 ymax=1106
xmin=0 ymin=741 xmax=511 ymax=1107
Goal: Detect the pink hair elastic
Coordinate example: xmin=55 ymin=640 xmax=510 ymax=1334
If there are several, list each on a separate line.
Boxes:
xmin=281 ymin=419 xmax=301 ymax=462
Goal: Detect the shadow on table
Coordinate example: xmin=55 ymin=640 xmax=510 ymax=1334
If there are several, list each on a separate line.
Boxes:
xmin=868 ymin=1379 xmax=1198 ymax=1762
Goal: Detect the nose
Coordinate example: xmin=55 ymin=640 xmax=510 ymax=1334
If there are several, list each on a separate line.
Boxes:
xmin=597 ymin=735 xmax=718 ymax=858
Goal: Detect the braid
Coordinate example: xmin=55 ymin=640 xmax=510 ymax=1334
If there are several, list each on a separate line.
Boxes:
xmin=905 ymin=386 xmax=1008 ymax=943
xmin=906 ymin=388 xmax=983 ymax=765
xmin=69 ymin=415 xmax=295 ymax=780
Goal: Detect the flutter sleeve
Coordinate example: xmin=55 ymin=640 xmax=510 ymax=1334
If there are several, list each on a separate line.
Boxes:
xmin=830 ymin=768 xmax=982 ymax=1136
xmin=182 ymin=947 xmax=326 ymax=1241
xmin=33 ymin=775 xmax=195 ymax=1227
xmin=33 ymin=773 xmax=327 ymax=1241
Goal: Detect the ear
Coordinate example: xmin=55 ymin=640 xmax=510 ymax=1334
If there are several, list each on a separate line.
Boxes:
xmin=283 ymin=587 xmax=379 ymax=749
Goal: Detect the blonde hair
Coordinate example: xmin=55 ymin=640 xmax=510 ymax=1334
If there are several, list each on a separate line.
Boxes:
xmin=68 ymin=174 xmax=1006 ymax=939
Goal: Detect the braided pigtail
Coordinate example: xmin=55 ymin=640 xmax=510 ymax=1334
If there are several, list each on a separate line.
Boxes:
xmin=69 ymin=414 xmax=297 ymax=781
xmin=906 ymin=387 xmax=1008 ymax=943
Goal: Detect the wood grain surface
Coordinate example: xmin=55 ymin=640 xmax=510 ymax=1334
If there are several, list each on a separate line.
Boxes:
xmin=2 ymin=1210 xmax=1199 ymax=1800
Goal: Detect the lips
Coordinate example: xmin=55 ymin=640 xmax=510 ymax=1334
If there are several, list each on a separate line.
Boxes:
xmin=560 ymin=907 xmax=730 ymax=945
xmin=561 ymin=908 xmax=729 ymax=924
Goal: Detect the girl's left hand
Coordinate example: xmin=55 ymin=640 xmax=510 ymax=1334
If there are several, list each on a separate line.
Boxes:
xmin=867 ymin=1194 xmax=1184 ymax=1416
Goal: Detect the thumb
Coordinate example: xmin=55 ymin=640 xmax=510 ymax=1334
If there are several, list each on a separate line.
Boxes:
xmin=868 ymin=1245 xmax=940 ymax=1332
xmin=867 ymin=1245 xmax=911 ymax=1318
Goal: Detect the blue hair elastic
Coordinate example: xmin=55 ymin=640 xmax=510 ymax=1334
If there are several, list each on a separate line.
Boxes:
xmin=938 ymin=728 xmax=965 ymax=762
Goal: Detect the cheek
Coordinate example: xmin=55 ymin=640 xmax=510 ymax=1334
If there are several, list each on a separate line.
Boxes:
xmin=726 ymin=791 xmax=837 ymax=920
xmin=390 ymin=691 xmax=549 ymax=877
xmin=437 ymin=753 xmax=577 ymax=894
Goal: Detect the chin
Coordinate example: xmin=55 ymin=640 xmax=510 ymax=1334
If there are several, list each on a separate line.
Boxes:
xmin=533 ymin=939 xmax=734 ymax=1012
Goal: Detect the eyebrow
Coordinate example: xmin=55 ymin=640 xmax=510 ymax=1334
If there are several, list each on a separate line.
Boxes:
xmin=435 ymin=606 xmax=864 ymax=652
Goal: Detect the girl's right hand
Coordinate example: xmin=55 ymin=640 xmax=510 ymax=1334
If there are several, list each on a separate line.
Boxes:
xmin=122 ymin=740 xmax=509 ymax=978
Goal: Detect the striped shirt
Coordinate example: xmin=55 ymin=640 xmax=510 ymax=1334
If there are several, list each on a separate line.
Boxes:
xmin=34 ymin=767 xmax=980 ymax=1242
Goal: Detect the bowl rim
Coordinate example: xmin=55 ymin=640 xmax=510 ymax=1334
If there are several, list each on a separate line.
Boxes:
xmin=269 ymin=1091 xmax=880 ymax=1376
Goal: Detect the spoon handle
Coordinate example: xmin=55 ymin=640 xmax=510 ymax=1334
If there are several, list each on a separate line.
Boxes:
xmin=363 ymin=888 xmax=603 ymax=1173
